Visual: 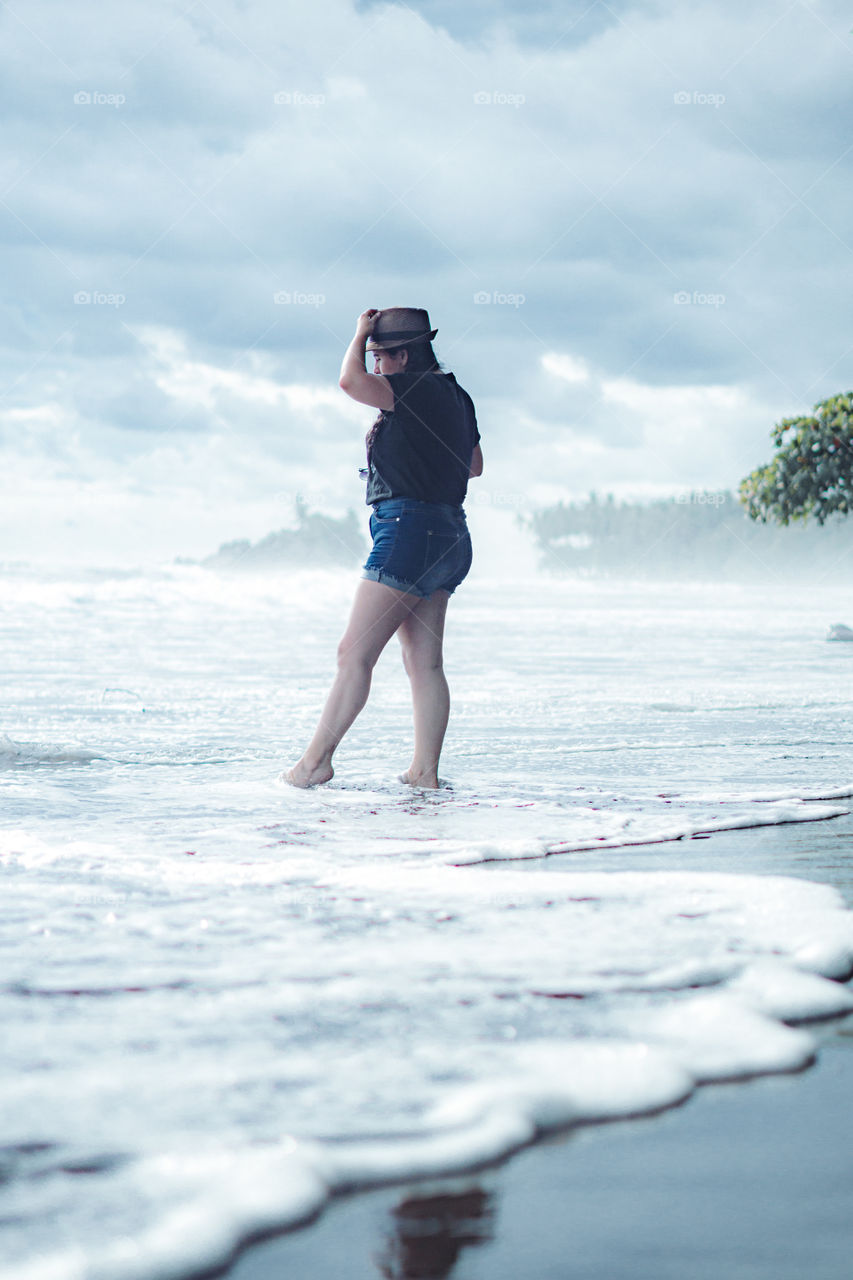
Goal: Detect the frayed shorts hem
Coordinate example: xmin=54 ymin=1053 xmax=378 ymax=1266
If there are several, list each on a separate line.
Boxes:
xmin=360 ymin=567 xmax=454 ymax=599
xmin=363 ymin=498 xmax=472 ymax=598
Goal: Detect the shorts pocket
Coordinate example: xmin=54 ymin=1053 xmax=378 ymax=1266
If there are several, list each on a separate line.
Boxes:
xmin=423 ymin=529 xmax=460 ymax=577
xmin=427 ymin=527 xmax=472 ymax=593
xmin=366 ymin=513 xmax=402 ymax=570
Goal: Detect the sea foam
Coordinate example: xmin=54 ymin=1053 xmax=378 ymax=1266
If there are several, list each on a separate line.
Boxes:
xmin=3 ymin=566 xmax=853 ymax=1279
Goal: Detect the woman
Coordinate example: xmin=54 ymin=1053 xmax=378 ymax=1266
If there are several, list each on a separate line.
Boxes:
xmin=284 ymin=306 xmax=483 ymax=789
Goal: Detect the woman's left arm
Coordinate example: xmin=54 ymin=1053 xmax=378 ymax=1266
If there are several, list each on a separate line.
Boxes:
xmin=339 ymin=311 xmax=395 ymax=411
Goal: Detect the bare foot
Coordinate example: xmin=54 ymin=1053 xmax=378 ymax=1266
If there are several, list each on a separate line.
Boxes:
xmin=281 ymin=760 xmax=334 ymax=788
xmin=399 ymin=769 xmax=439 ymax=789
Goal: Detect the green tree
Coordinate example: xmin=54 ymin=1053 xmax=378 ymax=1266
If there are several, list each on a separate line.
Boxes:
xmin=740 ymin=392 xmax=853 ymax=524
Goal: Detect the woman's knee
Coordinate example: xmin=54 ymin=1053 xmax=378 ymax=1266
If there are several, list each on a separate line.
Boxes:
xmin=400 ymin=638 xmax=443 ymax=679
xmin=336 ymin=634 xmax=376 ymax=675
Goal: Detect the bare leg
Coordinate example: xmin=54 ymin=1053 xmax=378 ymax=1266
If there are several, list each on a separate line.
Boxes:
xmin=284 ymin=579 xmax=419 ymax=787
xmin=397 ymin=589 xmax=451 ymax=789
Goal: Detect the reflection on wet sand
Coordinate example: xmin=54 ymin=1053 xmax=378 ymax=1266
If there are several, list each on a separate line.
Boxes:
xmin=375 ymin=1185 xmax=494 ymax=1278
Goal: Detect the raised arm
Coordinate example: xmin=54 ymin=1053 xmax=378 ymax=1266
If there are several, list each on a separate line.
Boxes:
xmin=339 ymin=310 xmax=395 ymax=411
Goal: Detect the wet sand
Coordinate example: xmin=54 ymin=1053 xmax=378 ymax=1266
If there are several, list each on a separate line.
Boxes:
xmin=228 ymin=808 xmax=853 ymax=1280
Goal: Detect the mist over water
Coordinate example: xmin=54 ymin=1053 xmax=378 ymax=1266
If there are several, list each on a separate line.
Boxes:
xmin=464 ymin=505 xmax=539 ymax=578
xmin=2 ymin=548 xmax=853 ymax=1280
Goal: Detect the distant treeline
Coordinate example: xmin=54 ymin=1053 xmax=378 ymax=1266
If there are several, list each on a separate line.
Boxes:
xmin=203 ymin=499 xmax=366 ymax=570
xmin=525 ymin=491 xmax=853 ymax=578
xmin=200 ymin=491 xmax=853 ymax=579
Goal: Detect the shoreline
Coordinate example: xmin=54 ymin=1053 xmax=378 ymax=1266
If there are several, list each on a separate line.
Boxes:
xmin=226 ymin=808 xmax=853 ymax=1280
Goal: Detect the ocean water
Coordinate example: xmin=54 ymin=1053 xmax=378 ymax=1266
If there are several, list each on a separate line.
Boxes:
xmin=2 ymin=560 xmax=853 ymax=1280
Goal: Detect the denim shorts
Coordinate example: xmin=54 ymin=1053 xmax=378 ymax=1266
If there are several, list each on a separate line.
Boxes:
xmin=362 ymin=499 xmax=473 ymax=598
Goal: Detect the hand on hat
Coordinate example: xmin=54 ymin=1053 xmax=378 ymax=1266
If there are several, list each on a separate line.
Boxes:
xmin=356 ymin=309 xmax=380 ymax=338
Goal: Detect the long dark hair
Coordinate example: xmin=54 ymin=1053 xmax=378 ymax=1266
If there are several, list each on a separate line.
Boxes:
xmin=366 ymin=341 xmax=443 ymax=455
xmin=392 ymin=340 xmax=442 ymax=373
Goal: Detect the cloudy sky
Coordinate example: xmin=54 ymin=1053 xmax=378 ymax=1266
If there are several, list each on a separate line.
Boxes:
xmin=2 ymin=0 xmax=851 ymax=562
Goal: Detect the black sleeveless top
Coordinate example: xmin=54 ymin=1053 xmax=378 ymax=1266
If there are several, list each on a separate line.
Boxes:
xmin=365 ymin=371 xmax=480 ymax=507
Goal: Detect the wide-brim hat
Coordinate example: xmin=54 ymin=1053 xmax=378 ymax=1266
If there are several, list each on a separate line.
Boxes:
xmin=366 ymin=307 xmax=438 ymax=351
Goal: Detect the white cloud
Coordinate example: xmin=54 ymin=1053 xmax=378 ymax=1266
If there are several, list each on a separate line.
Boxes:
xmin=135 ymin=325 xmax=351 ymax=416
xmin=541 ymin=352 xmax=591 ymax=384
xmin=600 ymin=377 xmax=743 ymax=434
xmin=2 ymin=0 xmax=850 ymax=561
